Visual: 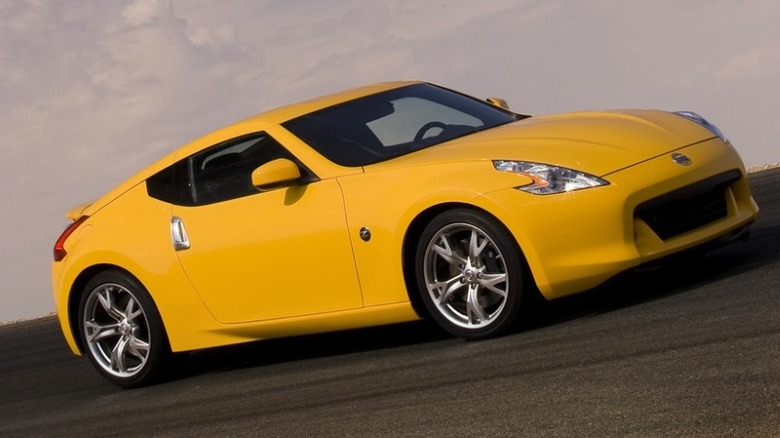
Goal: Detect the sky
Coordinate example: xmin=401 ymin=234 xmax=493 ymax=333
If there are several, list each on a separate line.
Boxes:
xmin=1 ymin=0 xmax=779 ymax=323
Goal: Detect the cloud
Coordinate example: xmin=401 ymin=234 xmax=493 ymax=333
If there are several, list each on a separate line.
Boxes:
xmin=121 ymin=0 xmax=171 ymax=27
xmin=1 ymin=0 xmax=779 ymax=322
xmin=187 ymin=22 xmax=236 ymax=48
xmin=715 ymin=43 xmax=780 ymax=81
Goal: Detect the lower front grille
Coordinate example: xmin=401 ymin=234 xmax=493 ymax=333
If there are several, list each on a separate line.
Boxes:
xmin=635 ymin=170 xmax=741 ymax=241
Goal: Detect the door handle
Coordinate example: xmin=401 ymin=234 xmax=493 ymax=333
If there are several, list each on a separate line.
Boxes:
xmin=170 ymin=216 xmax=191 ymax=251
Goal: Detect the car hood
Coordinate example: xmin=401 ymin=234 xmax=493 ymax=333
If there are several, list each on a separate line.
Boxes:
xmin=369 ymin=109 xmax=715 ymax=177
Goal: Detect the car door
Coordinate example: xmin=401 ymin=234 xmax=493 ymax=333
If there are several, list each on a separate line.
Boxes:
xmin=168 ymin=132 xmax=363 ymax=324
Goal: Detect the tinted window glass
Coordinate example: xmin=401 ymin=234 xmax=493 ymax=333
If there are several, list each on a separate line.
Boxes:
xmin=147 ymin=133 xmax=313 ymax=206
xmin=147 ymin=158 xmax=192 ymax=205
xmin=282 ymin=83 xmax=518 ymax=167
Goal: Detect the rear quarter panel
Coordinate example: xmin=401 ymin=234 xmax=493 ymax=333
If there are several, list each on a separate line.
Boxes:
xmin=53 ymin=182 xmax=205 ymax=353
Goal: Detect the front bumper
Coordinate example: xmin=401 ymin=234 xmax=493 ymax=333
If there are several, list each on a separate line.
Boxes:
xmin=477 ymin=138 xmax=759 ymax=299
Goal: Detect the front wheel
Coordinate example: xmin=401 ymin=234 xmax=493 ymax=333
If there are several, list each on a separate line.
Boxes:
xmin=78 ymin=271 xmax=172 ymax=388
xmin=415 ymin=209 xmax=527 ymax=340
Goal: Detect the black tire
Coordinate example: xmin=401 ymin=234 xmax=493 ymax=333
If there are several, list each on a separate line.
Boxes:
xmin=77 ymin=270 xmax=172 ymax=388
xmin=415 ymin=209 xmax=526 ymax=340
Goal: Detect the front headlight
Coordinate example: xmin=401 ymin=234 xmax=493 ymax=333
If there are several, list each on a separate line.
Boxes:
xmin=674 ymin=111 xmax=728 ymax=143
xmin=493 ymin=160 xmax=608 ymax=195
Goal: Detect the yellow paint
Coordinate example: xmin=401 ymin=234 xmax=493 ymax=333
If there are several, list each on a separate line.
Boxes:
xmin=52 ymin=81 xmax=759 ymax=356
xmin=251 ymin=158 xmax=301 ymax=188
xmin=171 ymin=180 xmax=363 ymax=324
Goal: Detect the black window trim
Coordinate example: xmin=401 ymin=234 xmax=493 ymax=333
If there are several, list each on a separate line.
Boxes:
xmin=146 ymin=131 xmax=318 ymax=206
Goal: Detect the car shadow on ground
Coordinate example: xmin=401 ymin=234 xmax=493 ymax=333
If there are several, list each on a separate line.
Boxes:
xmin=173 ymin=215 xmax=778 ymax=383
xmin=178 ymin=319 xmax=450 ymax=378
xmin=171 ymin=169 xmax=780 ymax=383
xmin=531 ymin=217 xmax=780 ymax=328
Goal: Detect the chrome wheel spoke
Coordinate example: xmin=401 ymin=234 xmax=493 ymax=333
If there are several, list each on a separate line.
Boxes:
xmin=431 ymin=274 xmax=467 ymax=305
xmin=127 ymin=336 xmax=150 ymax=361
xmin=424 ymin=221 xmax=511 ymax=331
xmin=85 ymin=320 xmax=121 ymax=343
xmin=97 ymin=287 xmax=125 ymax=322
xmin=125 ymin=297 xmax=143 ymax=322
xmin=432 ymin=234 xmax=467 ymax=268
xmin=83 ymin=281 xmax=153 ymax=379
xmin=107 ymin=330 xmax=148 ymax=373
xmin=466 ymin=284 xmax=488 ymax=324
xmin=468 ymin=230 xmax=488 ymax=262
xmin=478 ymin=272 xmax=508 ymax=297
xmin=110 ymin=336 xmax=130 ymax=373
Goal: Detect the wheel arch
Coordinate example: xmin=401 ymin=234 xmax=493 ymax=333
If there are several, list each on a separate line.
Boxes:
xmin=67 ymin=264 xmax=163 ymax=354
xmin=401 ymin=202 xmax=537 ymax=318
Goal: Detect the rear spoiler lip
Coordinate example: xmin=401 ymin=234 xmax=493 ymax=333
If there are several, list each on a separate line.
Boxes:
xmin=66 ymin=201 xmax=93 ymax=221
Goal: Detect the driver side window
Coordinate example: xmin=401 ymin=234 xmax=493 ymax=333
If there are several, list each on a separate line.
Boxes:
xmin=147 ymin=132 xmax=312 ymax=206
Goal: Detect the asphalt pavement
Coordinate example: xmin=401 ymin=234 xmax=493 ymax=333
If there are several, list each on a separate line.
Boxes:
xmin=1 ymin=168 xmax=779 ymax=437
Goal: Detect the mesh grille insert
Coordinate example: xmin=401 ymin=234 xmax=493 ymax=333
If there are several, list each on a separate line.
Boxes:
xmin=635 ymin=170 xmax=740 ymax=241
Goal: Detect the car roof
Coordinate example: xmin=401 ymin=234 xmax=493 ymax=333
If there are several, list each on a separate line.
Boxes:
xmin=75 ymin=80 xmax=426 ymax=218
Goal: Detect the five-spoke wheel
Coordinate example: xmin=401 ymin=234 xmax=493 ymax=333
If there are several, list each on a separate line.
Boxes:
xmin=78 ymin=271 xmax=171 ymax=388
xmin=416 ymin=209 xmax=526 ymax=339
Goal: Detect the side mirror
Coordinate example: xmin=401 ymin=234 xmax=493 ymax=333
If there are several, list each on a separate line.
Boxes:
xmin=486 ymin=97 xmax=510 ymax=110
xmin=251 ymin=158 xmax=301 ymax=189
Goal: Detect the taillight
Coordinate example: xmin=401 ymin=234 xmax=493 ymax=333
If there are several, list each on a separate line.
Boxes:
xmin=53 ymin=216 xmax=88 ymax=262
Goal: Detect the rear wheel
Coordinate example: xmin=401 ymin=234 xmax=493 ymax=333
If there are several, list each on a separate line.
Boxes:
xmin=78 ymin=271 xmax=172 ymax=388
xmin=415 ymin=209 xmax=526 ymax=340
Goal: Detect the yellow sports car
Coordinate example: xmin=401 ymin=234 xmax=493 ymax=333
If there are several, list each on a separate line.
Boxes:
xmin=52 ymin=81 xmax=758 ymax=387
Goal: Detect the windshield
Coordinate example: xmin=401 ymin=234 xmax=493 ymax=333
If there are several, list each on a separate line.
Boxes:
xmin=282 ymin=83 xmax=519 ymax=166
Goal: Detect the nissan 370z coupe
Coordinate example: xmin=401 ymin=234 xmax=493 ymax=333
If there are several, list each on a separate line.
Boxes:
xmin=52 ymin=81 xmax=758 ymax=387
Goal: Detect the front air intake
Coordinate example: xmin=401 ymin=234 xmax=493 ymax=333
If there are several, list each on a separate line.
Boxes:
xmin=635 ymin=170 xmax=740 ymax=241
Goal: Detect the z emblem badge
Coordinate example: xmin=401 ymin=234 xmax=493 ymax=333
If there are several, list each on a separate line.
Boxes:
xmin=671 ymin=152 xmax=692 ymax=166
